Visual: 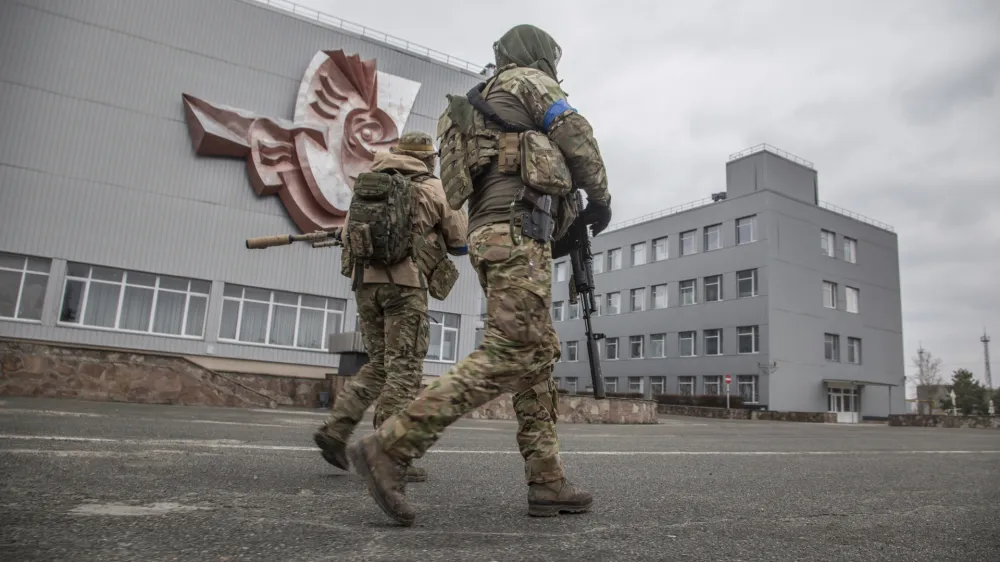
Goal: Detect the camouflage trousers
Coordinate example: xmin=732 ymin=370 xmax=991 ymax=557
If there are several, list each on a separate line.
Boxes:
xmin=321 ymin=283 xmax=430 ymax=443
xmin=377 ymin=222 xmax=565 ymax=485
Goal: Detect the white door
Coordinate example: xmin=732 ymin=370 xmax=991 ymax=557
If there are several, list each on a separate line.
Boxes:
xmin=829 ymin=388 xmax=860 ymax=424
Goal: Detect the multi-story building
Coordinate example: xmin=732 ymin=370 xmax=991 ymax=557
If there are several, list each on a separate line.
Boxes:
xmin=0 ymin=0 xmax=487 ymax=402
xmin=550 ymin=144 xmax=905 ymax=422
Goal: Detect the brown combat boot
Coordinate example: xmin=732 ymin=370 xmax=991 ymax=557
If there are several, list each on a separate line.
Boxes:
xmin=405 ymin=464 xmax=427 ymax=483
xmin=312 ymin=428 xmax=349 ymax=472
xmin=346 ymin=434 xmax=415 ymax=526
xmin=527 ymin=479 xmax=593 ymax=517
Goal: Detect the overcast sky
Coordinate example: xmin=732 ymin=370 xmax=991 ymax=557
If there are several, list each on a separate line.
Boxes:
xmin=282 ymin=0 xmax=999 ymax=392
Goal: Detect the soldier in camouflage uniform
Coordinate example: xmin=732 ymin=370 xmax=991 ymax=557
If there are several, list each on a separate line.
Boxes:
xmin=313 ymin=131 xmax=469 ymax=483
xmin=346 ymin=25 xmax=613 ymax=526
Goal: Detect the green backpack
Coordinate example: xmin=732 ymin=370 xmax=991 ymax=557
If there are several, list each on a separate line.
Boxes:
xmin=345 ymin=171 xmax=415 ymax=287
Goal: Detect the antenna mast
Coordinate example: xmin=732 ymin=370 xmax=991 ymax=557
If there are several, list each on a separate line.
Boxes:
xmin=982 ymin=330 xmax=992 ymax=391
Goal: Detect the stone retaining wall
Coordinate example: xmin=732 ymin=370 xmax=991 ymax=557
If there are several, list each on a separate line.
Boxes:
xmin=888 ymin=414 xmax=1000 ymax=429
xmin=658 ymin=404 xmax=836 ymax=423
xmin=466 ymin=393 xmax=658 ymax=424
xmin=0 ymin=339 xmax=329 ymax=409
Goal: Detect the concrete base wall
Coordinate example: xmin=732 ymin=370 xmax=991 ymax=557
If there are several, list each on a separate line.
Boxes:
xmin=659 ymin=404 xmax=836 ymax=423
xmin=889 ymin=414 xmax=1000 ymax=429
xmin=466 ymin=394 xmax=659 ymax=424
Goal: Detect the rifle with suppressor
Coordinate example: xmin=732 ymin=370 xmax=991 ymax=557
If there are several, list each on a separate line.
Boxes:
xmin=552 ymin=191 xmax=606 ymax=400
xmin=245 ymin=229 xmax=343 ymax=250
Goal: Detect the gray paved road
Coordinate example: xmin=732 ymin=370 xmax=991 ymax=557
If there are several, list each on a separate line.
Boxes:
xmin=1 ymin=397 xmax=998 ymax=561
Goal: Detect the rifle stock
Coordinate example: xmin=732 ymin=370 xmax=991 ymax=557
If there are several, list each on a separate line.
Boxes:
xmin=245 ymin=229 xmax=342 ymax=249
xmin=565 ymin=191 xmax=606 ymax=400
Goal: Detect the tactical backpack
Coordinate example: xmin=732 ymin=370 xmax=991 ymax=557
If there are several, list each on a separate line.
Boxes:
xmin=344 ymin=171 xmax=415 ymax=288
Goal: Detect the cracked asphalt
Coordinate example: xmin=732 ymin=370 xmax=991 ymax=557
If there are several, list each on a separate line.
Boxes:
xmin=1 ymin=397 xmax=998 ymax=561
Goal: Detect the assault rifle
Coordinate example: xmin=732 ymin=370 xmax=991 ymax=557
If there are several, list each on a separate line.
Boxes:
xmin=552 ymin=191 xmax=606 ymax=400
xmin=245 ymin=229 xmax=343 ymax=250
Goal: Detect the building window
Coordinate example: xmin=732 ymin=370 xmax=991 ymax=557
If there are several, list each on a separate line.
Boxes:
xmin=680 ymin=230 xmax=697 ymax=255
xmin=848 ymin=337 xmax=862 ymax=364
xmin=738 ymin=375 xmax=759 ymax=403
xmin=650 ymin=333 xmax=666 ymax=358
xmin=704 ymin=274 xmax=722 ymax=302
xmin=630 ymin=288 xmax=645 ymax=312
xmin=846 ymin=286 xmax=859 ymax=313
xmin=606 ymin=292 xmax=621 ymax=315
xmin=567 ymin=301 xmax=580 ymax=320
xmin=607 ymin=248 xmax=622 ymax=271
xmin=825 ymin=333 xmax=840 ymax=362
xmin=427 ymin=311 xmax=460 ymax=362
xmin=736 ymin=215 xmax=756 ymax=245
xmin=591 ymin=254 xmax=603 ymax=274
xmin=565 ymin=377 xmax=578 ymax=394
xmin=703 ymin=375 xmax=722 ymax=396
xmin=650 ymin=376 xmax=666 ymax=396
xmin=704 ymin=328 xmax=722 ymax=356
xmin=629 ymin=335 xmax=644 ymax=359
xmin=605 ymin=337 xmax=619 ymax=360
xmin=678 ymin=376 xmax=696 ymax=396
xmin=704 ymin=224 xmax=722 ymax=251
xmin=605 ymin=377 xmax=618 ymax=393
xmin=566 ymin=341 xmax=579 ymax=362
xmin=218 ymin=284 xmax=345 ymax=349
xmin=680 ymin=279 xmax=696 ymax=305
xmin=554 ymin=262 xmax=567 ymax=283
xmin=738 ymin=326 xmax=759 ymax=354
xmin=651 ymin=283 xmax=668 ymax=309
xmin=679 ymin=331 xmax=696 ymax=357
xmin=823 ymin=281 xmax=838 ymax=309
xmin=628 ymin=376 xmax=643 ymax=394
xmin=737 ymin=269 xmax=758 ymax=298
xmin=552 ymin=301 xmax=564 ymax=322
xmin=593 ymin=295 xmax=602 ymax=316
xmin=653 ymin=236 xmax=669 ymax=261
xmin=61 ymin=263 xmax=210 ymax=339
xmin=843 ymin=237 xmax=857 ymax=263
xmin=631 ymin=242 xmax=646 ymax=266
xmin=821 ymin=229 xmax=836 ymax=257
xmin=0 ymin=252 xmax=50 ymax=322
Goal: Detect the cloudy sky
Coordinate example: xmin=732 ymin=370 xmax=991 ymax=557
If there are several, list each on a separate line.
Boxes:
xmin=282 ymin=0 xmax=999 ymax=391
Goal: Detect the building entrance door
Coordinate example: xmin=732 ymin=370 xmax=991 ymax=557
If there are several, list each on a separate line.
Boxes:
xmin=828 ymin=387 xmax=860 ymax=423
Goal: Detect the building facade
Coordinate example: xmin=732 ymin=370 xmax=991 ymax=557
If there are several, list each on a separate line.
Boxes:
xmin=550 ymin=145 xmax=905 ymax=421
xmin=0 ymin=0 xmax=487 ymax=396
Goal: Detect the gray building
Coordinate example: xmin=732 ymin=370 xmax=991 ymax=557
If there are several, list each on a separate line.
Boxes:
xmin=550 ymin=144 xmax=905 ymax=422
xmin=0 ymin=0 xmax=486 ymax=384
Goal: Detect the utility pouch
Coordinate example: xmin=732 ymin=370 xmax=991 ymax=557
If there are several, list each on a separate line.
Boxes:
xmin=497 ymin=132 xmax=521 ymax=175
xmin=426 ymin=257 xmax=459 ymax=301
xmin=520 ymin=130 xmax=573 ymax=197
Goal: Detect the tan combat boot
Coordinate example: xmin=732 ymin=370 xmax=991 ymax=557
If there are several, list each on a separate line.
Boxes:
xmin=312 ymin=428 xmax=349 ymax=472
xmin=527 ymin=479 xmax=593 ymax=517
xmin=346 ymin=434 xmax=415 ymax=526
xmin=406 ymin=464 xmax=427 ymax=483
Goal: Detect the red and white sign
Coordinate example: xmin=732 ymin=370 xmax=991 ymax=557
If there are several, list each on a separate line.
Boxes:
xmin=724 ymin=374 xmax=732 ymax=385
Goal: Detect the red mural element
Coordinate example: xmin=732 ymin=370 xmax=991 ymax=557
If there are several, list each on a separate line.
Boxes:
xmin=181 ymin=50 xmax=405 ymax=233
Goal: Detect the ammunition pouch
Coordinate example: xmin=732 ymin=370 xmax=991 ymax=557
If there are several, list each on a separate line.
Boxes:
xmin=413 ymin=233 xmax=460 ymax=301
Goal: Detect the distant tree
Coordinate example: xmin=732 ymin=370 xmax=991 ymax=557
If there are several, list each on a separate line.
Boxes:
xmin=911 ymin=345 xmax=943 ymax=387
xmin=938 ymin=369 xmax=989 ymax=416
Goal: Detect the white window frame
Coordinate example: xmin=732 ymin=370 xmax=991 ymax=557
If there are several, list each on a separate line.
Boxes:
xmin=825 ymin=333 xmax=840 ymax=362
xmin=0 ymin=252 xmax=50 ymax=323
xmin=736 ymin=215 xmax=757 ymax=245
xmin=565 ymin=377 xmax=578 ymax=394
xmin=554 ymin=262 xmax=567 ymax=283
xmin=630 ymin=287 xmax=645 ymax=312
xmin=738 ymin=325 xmax=759 ymax=354
xmin=843 ymin=237 xmax=857 ymax=263
xmin=653 ymin=236 xmax=669 ymax=261
xmin=821 ymin=229 xmax=836 ymax=257
xmin=738 ymin=375 xmax=759 ymax=403
xmin=591 ymin=253 xmax=604 ymax=274
xmin=846 ymin=286 xmax=859 ymax=313
xmin=650 ymin=333 xmax=666 ymax=358
xmin=606 ymin=292 xmax=621 ymax=315
xmin=703 ymin=375 xmax=722 ymax=396
xmin=704 ymin=224 xmax=722 ymax=251
xmin=552 ymin=300 xmax=564 ymax=322
xmin=567 ymin=301 xmax=580 ymax=320
xmin=680 ymin=279 xmax=697 ymax=306
xmin=628 ymin=376 xmax=643 ymax=394
xmin=823 ymin=281 xmax=838 ymax=309
xmin=679 ymin=331 xmax=696 ymax=357
xmin=629 ymin=335 xmax=644 ymax=359
xmin=426 ymin=311 xmax=460 ymax=363
xmin=593 ymin=294 xmax=602 ymax=316
xmin=651 ymin=283 xmax=668 ymax=309
xmin=605 ymin=337 xmax=619 ymax=360
xmin=607 ymin=248 xmax=622 ymax=271
xmin=737 ymin=269 xmax=758 ymax=298
xmin=566 ymin=340 xmax=579 ymax=362
xmin=678 ymin=376 xmax=696 ymax=396
xmin=650 ymin=376 xmax=666 ymax=396
xmin=704 ymin=328 xmax=722 ymax=356
xmin=704 ymin=274 xmax=722 ymax=302
xmin=605 ymin=377 xmax=618 ymax=393
xmin=680 ymin=230 xmax=697 ymax=255
xmin=847 ymin=337 xmax=862 ymax=364
xmin=60 ymin=264 xmax=210 ymax=340
xmin=631 ymin=242 xmax=647 ymax=267
xmin=218 ymin=284 xmax=346 ymax=351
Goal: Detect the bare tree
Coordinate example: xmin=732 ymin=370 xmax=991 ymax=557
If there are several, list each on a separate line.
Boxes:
xmin=912 ymin=345 xmax=943 ymax=387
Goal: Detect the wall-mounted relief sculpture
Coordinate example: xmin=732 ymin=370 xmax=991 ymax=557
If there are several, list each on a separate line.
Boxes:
xmin=182 ymin=50 xmax=422 ymax=232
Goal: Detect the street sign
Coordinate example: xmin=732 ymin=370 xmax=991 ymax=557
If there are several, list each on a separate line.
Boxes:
xmin=725 ymin=374 xmax=732 ymax=409
xmin=724 ymin=374 xmax=732 ymax=385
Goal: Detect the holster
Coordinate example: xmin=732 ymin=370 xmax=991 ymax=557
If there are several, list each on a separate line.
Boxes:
xmin=514 ymin=187 xmax=555 ymax=242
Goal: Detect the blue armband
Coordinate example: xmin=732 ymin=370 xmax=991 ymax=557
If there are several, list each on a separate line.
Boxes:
xmin=448 ymin=245 xmax=469 ymax=256
xmin=542 ymin=99 xmax=576 ymax=132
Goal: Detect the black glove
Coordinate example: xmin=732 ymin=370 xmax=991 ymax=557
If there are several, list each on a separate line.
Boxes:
xmin=583 ymin=199 xmax=612 ymax=236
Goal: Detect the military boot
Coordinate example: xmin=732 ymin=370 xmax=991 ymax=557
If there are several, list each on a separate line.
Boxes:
xmin=346 ymin=434 xmax=415 ymax=526
xmin=405 ymin=464 xmax=427 ymax=483
xmin=312 ymin=428 xmax=349 ymax=472
xmin=527 ymin=479 xmax=593 ymax=517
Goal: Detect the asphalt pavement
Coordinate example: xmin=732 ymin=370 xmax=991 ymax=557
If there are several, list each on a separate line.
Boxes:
xmin=1 ymin=397 xmax=998 ymax=561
